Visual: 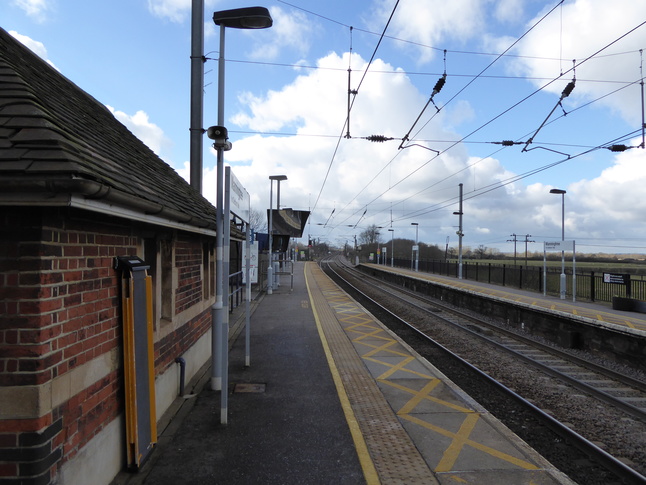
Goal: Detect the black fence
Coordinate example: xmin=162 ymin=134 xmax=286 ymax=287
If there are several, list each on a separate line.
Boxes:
xmin=382 ymin=258 xmax=646 ymax=304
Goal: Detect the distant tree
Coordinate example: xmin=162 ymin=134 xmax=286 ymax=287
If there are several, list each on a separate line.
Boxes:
xmin=419 ymin=243 xmax=444 ymax=260
xmin=358 ymin=224 xmax=382 ymax=245
xmin=474 ymin=244 xmax=488 ymax=259
xmin=249 ymin=208 xmax=266 ymax=233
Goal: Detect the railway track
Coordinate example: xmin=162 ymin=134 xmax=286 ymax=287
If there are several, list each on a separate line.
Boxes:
xmin=321 ymin=256 xmax=646 ymax=485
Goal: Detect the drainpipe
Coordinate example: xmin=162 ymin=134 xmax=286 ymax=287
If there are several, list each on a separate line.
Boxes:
xmin=175 ymin=357 xmax=186 ymax=397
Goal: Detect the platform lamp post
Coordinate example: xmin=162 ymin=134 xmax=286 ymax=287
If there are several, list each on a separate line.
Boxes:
xmin=388 ymin=229 xmax=394 ymax=267
xmin=550 ymin=188 xmax=567 ymax=299
xmin=267 ymin=175 xmax=287 ymax=295
xmin=209 ymin=7 xmax=273 ymax=420
xmin=411 ymin=222 xmax=419 ymax=271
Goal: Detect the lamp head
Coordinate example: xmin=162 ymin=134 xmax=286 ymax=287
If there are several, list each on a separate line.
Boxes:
xmin=213 ymin=7 xmax=273 ymax=29
xmin=549 ymin=188 xmax=566 ymax=195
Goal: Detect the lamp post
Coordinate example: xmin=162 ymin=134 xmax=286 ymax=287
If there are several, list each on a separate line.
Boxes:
xmin=550 ymin=188 xmax=567 ymax=299
xmin=388 ymin=229 xmax=394 ymax=267
xmin=267 ymin=175 xmax=287 ymax=295
xmin=209 ymin=6 xmax=272 ymax=422
xmin=411 ymin=222 xmax=419 ymax=271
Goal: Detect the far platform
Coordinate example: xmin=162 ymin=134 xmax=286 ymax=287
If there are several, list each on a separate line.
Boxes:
xmin=360 ymin=263 xmax=646 ymax=335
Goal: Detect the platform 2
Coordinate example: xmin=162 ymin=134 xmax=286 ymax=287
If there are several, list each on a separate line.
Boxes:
xmin=361 ymin=263 xmax=646 ymax=335
xmin=114 ymin=261 xmax=574 ymax=485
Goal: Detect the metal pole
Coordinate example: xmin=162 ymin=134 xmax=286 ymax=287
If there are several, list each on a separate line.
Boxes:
xmin=415 ymin=224 xmax=419 ymax=272
xmin=245 ymin=222 xmax=251 ymax=367
xmin=189 ymin=0 xmax=204 ymax=193
xmin=458 ymin=183 xmax=463 ymax=280
xmin=211 ymin=24 xmax=226 ymax=392
xmin=267 ymin=180 xmax=273 ymax=294
xmin=560 ymin=192 xmax=566 ymax=299
xmin=572 ymin=241 xmax=580 ymax=302
xmin=276 ymin=180 xmax=282 ymax=280
xmin=221 ymin=168 xmax=232 ymax=424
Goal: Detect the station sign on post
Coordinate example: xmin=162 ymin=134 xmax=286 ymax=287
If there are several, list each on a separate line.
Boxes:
xmin=544 ymin=240 xmax=574 ymax=251
xmin=228 ymin=169 xmax=250 ymax=224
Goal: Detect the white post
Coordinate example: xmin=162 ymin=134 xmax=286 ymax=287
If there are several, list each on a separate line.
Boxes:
xmin=245 ymin=224 xmax=251 ymax=367
xmin=211 ymin=24 xmax=226 ymax=392
xmin=267 ymin=180 xmax=274 ymax=294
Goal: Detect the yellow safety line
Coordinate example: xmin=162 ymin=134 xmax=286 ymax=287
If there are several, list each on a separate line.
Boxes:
xmin=381 ymin=379 xmax=473 ymax=414
xmin=397 ymin=379 xmax=442 ymax=415
xmin=401 ymin=413 xmax=539 ymax=470
xmin=435 ymin=413 xmax=481 ymax=472
xmin=305 ymin=266 xmax=381 ymax=485
xmin=374 ymin=355 xmax=416 ymax=380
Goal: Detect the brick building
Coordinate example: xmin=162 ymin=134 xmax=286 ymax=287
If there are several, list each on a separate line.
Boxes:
xmin=0 ymin=27 xmax=226 ymax=484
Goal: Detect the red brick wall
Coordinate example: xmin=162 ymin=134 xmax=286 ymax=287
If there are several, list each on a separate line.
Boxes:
xmin=175 ymin=236 xmax=204 ymax=314
xmin=0 ymin=207 xmax=135 ymax=483
xmin=0 ymin=207 xmax=215 ymax=484
xmin=155 ymin=312 xmax=211 ymax=372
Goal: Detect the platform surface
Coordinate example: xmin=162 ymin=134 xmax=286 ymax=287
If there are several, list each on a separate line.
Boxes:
xmin=113 ymin=261 xmax=574 ymax=485
xmin=364 ymin=263 xmax=646 ymax=334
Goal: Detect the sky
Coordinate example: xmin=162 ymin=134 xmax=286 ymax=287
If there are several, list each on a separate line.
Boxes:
xmin=3 ymin=0 xmax=646 ymax=256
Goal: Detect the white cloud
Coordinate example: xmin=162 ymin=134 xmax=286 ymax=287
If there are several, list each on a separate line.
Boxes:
xmin=147 ymin=0 xmax=191 ymax=23
xmin=244 ymin=6 xmax=316 ymax=60
xmin=213 ymin=51 xmax=486 ymax=227
xmin=370 ymin=0 xmax=489 ymax=64
xmin=106 ymin=106 xmax=173 ymax=160
xmin=9 ymin=31 xmax=58 ymax=70
xmin=493 ymin=0 xmax=526 ymax=24
xmin=147 ymin=0 xmax=219 ymax=23
xmin=572 ymin=142 xmax=646 ymax=228
xmin=12 ymin=0 xmax=52 ymax=22
xmin=509 ymin=0 xmax=646 ymax=125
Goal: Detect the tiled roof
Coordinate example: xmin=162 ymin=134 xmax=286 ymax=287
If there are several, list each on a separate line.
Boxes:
xmin=0 ymin=27 xmax=217 ymax=231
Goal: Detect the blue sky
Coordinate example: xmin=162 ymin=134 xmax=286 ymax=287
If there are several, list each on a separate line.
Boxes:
xmin=3 ymin=0 xmax=646 ymax=255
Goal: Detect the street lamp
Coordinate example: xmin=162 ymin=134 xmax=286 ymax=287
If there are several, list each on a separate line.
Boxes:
xmin=209 ymin=6 xmax=272 ymax=419
xmin=411 ymin=222 xmax=419 ymax=271
xmin=550 ymin=188 xmax=567 ymax=299
xmin=388 ymin=229 xmax=394 ymax=267
xmin=267 ymin=175 xmax=287 ymax=295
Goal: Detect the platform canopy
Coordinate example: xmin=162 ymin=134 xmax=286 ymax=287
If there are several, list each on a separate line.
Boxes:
xmin=267 ymin=209 xmax=310 ymax=238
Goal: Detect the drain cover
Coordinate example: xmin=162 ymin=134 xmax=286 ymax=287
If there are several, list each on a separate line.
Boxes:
xmin=234 ymin=383 xmax=266 ymax=393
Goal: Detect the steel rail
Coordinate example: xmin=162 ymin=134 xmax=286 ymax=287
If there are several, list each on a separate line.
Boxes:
xmin=346 ymin=260 xmax=646 ymax=421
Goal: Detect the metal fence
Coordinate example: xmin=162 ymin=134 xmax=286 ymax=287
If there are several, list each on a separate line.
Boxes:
xmin=386 ymin=258 xmax=646 ymax=304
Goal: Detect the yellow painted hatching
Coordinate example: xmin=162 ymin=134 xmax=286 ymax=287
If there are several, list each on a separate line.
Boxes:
xmin=320 ymin=276 xmax=539 ymax=474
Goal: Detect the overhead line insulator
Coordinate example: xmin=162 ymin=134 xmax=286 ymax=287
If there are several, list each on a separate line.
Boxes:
xmin=561 ymin=80 xmax=575 ymax=99
xmin=364 ymin=135 xmax=394 ymax=143
xmin=432 ymin=74 xmax=447 ymax=96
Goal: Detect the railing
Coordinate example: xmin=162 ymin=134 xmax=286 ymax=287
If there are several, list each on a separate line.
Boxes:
xmin=228 ymin=270 xmax=244 ymax=311
xmin=382 ymin=258 xmax=646 ymax=305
